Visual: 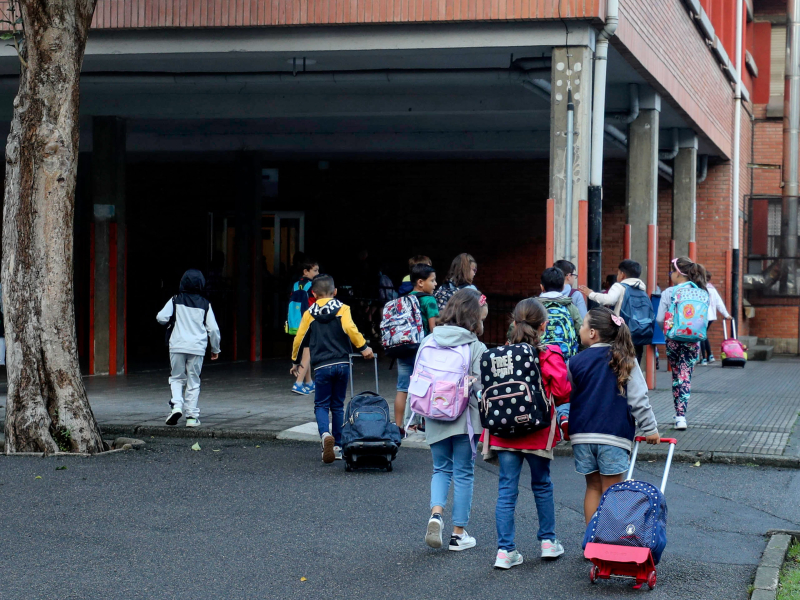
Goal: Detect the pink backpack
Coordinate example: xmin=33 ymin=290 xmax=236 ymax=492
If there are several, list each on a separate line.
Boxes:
xmin=407 ymin=338 xmax=471 ymax=422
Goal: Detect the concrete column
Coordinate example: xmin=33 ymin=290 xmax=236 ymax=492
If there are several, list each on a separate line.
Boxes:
xmin=549 ymin=46 xmax=593 ymax=263
xmin=235 ymin=155 xmax=262 ymax=362
xmin=672 ymin=131 xmax=699 ymax=259
xmin=626 ymin=90 xmax=661 ymax=284
xmin=91 ymin=117 xmax=126 ymax=376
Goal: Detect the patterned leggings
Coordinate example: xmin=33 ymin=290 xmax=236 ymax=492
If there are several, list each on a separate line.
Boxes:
xmin=665 ymin=339 xmax=700 ymax=417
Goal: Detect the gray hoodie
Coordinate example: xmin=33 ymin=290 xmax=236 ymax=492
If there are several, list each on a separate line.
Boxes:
xmin=422 ymin=325 xmax=487 ymax=446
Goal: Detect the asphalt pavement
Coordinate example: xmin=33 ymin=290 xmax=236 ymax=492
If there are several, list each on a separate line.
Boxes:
xmin=1 ymin=437 xmax=799 ymax=600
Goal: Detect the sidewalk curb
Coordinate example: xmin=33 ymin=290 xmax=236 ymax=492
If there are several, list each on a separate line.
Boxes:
xmin=750 ymin=530 xmax=799 ymax=600
xmin=96 ymin=422 xmax=800 ymax=468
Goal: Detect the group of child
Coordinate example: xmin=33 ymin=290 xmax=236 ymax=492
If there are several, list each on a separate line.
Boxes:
xmin=156 ymin=252 xmax=717 ymax=571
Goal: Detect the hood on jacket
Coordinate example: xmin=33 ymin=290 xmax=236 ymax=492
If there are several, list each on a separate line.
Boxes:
xmin=308 ymin=298 xmax=343 ymax=324
xmin=539 ymin=295 xmax=573 ymax=307
xmin=620 ymin=278 xmax=646 ymax=290
xmin=432 ymin=324 xmax=478 ymax=347
xmin=179 ymin=269 xmax=206 ymax=294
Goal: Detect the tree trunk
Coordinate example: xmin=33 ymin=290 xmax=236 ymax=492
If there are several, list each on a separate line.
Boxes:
xmin=2 ymin=0 xmax=103 ymax=454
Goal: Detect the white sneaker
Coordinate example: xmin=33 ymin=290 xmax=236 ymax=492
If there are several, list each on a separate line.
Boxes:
xmin=185 ymin=417 xmax=201 ymax=428
xmin=425 ymin=513 xmax=444 ymax=549
xmin=494 ymin=549 xmax=523 ymax=569
xmin=708 ymin=355 xmax=716 ymax=363
xmin=333 ymin=446 xmax=343 ymax=460
xmin=165 ymin=407 xmax=182 ymax=426
xmin=321 ymin=433 xmax=335 ymax=464
xmin=448 ymin=531 xmax=476 ymax=551
xmin=541 ymin=539 xmax=565 ymax=560
xmin=674 ymin=416 xmax=687 ymax=430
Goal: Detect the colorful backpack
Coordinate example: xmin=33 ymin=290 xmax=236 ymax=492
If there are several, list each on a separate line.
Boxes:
xmin=541 ymin=301 xmax=579 ymax=359
xmin=663 ymin=282 xmax=709 ymax=342
xmin=380 ymin=295 xmax=424 ymax=358
xmin=286 ymin=279 xmax=312 ymax=335
xmin=478 ymin=343 xmax=555 ymax=442
xmin=434 ymin=282 xmax=466 ymax=311
xmin=407 ymin=337 xmax=472 ymax=423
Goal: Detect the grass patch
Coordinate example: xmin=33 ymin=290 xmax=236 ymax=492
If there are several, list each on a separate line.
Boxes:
xmin=778 ymin=541 xmax=800 ymax=600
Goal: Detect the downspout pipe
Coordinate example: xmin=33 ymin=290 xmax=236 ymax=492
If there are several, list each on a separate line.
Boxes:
xmin=606 ymin=84 xmax=640 ymax=124
xmin=732 ymin=0 xmax=744 ymax=318
xmin=588 ymin=0 xmax=620 ymax=292
xmin=659 ymin=128 xmax=680 ymax=160
xmin=697 ymin=154 xmax=709 ymax=183
xmin=781 ymin=0 xmax=800 ymax=295
xmin=565 ymin=88 xmax=576 ymax=261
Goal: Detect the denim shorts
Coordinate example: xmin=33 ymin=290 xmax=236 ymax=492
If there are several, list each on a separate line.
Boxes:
xmin=396 ymin=356 xmax=415 ymax=392
xmin=573 ymin=443 xmax=630 ymax=476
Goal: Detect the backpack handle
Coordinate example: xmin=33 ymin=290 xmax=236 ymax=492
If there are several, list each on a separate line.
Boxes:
xmin=629 ymin=437 xmax=678 ymax=493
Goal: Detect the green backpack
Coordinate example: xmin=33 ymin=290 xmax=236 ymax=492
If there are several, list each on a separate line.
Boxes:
xmin=541 ymin=300 xmax=579 ymax=359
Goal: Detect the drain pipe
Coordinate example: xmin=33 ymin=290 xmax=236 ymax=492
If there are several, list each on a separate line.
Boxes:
xmin=565 ymin=88 xmax=576 ymax=261
xmin=606 ymin=84 xmax=640 ymax=124
xmin=731 ymin=0 xmax=745 ymax=318
xmin=781 ymin=0 xmax=800 ymax=295
xmin=659 ymin=129 xmax=680 ymax=160
xmin=588 ymin=0 xmax=620 ymax=292
xmin=697 ymin=154 xmax=709 ymax=183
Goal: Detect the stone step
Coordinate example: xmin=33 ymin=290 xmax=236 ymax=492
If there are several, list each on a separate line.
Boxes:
xmin=739 ymin=335 xmax=758 ymax=349
xmin=749 ymin=345 xmax=774 ymax=361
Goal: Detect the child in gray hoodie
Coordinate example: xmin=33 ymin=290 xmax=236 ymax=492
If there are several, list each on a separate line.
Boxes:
xmin=422 ymin=289 xmax=488 ymax=553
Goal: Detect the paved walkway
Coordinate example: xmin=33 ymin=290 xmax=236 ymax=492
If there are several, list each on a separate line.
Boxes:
xmin=1 ymin=355 xmax=799 ymax=458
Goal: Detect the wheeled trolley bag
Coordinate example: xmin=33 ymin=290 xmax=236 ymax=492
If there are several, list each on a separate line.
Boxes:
xmin=584 ymin=437 xmax=677 ymax=590
xmin=721 ymin=320 xmax=747 ymax=368
xmin=341 ymin=354 xmax=401 ymax=472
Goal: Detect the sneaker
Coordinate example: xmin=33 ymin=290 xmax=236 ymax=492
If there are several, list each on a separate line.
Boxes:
xmin=700 ymin=359 xmax=708 ymax=365
xmin=541 ymin=539 xmax=565 ymax=560
xmin=425 ymin=513 xmax=444 ymax=549
xmin=333 ymin=446 xmax=343 ymax=460
xmin=292 ymin=383 xmax=310 ymax=395
xmin=674 ymin=416 xmax=688 ymax=430
xmin=165 ymin=408 xmax=182 ymax=426
xmin=304 ymin=382 xmax=316 ymax=393
xmin=708 ymin=355 xmax=716 ymax=363
xmin=448 ymin=531 xmax=476 ymax=551
xmin=558 ymin=413 xmax=570 ymax=441
xmin=321 ymin=433 xmax=335 ymax=464
xmin=185 ymin=417 xmax=200 ymax=428
xmin=494 ymin=549 xmax=524 ymax=569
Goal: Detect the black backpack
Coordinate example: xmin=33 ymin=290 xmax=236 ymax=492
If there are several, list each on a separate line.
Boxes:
xmin=341 ymin=392 xmax=402 ymax=447
xmin=434 ymin=282 xmax=468 ymax=311
xmin=619 ymin=284 xmax=655 ymax=346
xmin=479 ymin=343 xmax=553 ymax=438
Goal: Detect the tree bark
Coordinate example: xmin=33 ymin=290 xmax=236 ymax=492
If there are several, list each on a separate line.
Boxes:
xmin=2 ymin=0 xmax=103 ymax=454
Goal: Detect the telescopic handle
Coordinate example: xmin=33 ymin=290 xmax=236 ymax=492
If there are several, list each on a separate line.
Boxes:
xmin=627 ymin=437 xmax=678 ymax=493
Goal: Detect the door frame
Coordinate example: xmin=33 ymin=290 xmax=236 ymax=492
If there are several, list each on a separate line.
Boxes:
xmin=265 ymin=211 xmax=305 ymax=276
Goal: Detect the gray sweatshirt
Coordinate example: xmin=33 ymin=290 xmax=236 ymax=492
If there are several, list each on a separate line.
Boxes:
xmin=422 ymin=325 xmax=487 ymax=447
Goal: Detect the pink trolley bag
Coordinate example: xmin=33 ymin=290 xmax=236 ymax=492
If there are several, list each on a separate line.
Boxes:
xmin=721 ymin=320 xmax=747 ymax=368
xmin=585 ymin=437 xmax=677 ymax=591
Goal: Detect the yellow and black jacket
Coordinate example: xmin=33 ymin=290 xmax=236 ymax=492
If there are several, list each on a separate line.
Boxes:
xmin=291 ymin=298 xmax=368 ymax=370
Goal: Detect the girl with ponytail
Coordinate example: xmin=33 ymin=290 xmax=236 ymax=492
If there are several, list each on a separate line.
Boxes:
xmin=566 ymin=307 xmax=660 ymax=525
xmin=481 ymin=298 xmax=572 ymax=569
xmin=656 ymin=256 xmax=710 ymax=431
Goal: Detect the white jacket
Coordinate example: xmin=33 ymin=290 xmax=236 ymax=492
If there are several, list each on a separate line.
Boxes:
xmin=156 ymin=269 xmax=221 ymax=356
xmin=707 ymin=283 xmax=731 ymax=321
xmin=588 ymin=278 xmax=647 ymax=315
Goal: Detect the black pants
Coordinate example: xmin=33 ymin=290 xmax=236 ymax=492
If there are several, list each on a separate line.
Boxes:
xmin=635 ymin=345 xmax=644 ymax=364
xmin=700 ymin=321 xmax=715 ymax=359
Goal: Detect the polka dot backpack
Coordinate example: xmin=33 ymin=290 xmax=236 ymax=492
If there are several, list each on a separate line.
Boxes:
xmin=478 ymin=343 xmax=553 ymax=439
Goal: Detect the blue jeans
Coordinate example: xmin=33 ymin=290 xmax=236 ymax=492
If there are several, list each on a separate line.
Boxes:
xmin=314 ymin=364 xmax=349 ymax=446
xmin=430 ymin=434 xmax=475 ymax=528
xmin=496 ymin=451 xmax=556 ymax=550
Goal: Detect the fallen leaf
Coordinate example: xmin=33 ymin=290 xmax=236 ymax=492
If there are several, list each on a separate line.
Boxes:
xmin=56 ymin=466 xmax=67 ymax=471
xmin=212 ymin=449 xmax=221 ymax=452
xmin=191 ymin=443 xmax=201 ymax=451
xmin=692 ymin=461 xmax=701 ymax=467
xmin=300 ymin=577 xmax=307 ymax=582
xmin=34 ymin=476 xmax=42 ymax=479
xmin=256 ymin=445 xmax=261 ymax=448
xmin=647 ymin=460 xmax=656 ymax=463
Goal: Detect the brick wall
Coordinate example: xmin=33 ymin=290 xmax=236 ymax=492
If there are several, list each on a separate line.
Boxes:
xmin=89 ymin=0 xmax=600 ymax=28
xmin=749 ymin=306 xmax=800 ymax=340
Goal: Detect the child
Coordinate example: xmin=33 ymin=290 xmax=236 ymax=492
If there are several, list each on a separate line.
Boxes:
xmin=434 ymin=253 xmax=478 ymax=310
xmin=538 ymin=267 xmax=582 ymax=359
xmin=656 ymin=257 xmax=709 ymax=429
xmin=567 ymin=307 xmax=660 ymax=525
xmin=579 ymin=259 xmax=648 ymax=363
xmin=157 ymin=269 xmax=221 ymax=428
xmin=398 ymin=255 xmax=432 ymax=296
xmin=288 ymin=260 xmax=320 ymax=395
xmin=395 ymin=263 xmax=440 ymax=431
xmin=291 ymin=275 xmax=374 ymax=464
xmin=554 ymin=259 xmax=587 ymax=318
xmin=482 ymin=298 xmax=571 ymax=570
xmin=699 ymin=272 xmax=732 ymax=365
xmin=424 ymin=289 xmax=487 ymax=552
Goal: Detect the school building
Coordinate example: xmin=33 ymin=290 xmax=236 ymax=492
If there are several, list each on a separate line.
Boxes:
xmin=0 ymin=0 xmax=797 ymax=373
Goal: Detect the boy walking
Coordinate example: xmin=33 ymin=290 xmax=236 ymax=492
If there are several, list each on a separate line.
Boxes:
xmin=539 ymin=267 xmax=582 ymax=359
xmin=291 ymin=275 xmax=374 ymax=464
xmin=157 ymin=269 xmax=221 ymax=428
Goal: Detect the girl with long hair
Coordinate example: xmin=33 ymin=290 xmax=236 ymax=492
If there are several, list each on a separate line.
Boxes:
xmin=567 ymin=307 xmax=660 ymax=524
